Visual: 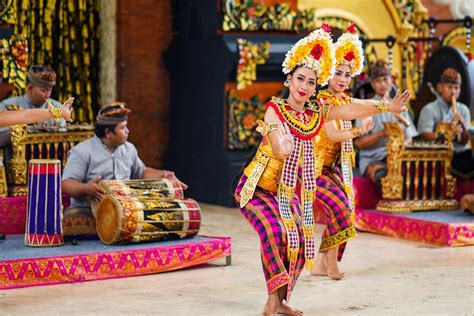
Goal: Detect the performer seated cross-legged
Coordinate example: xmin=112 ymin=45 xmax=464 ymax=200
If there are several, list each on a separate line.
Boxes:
xmin=417 ymin=68 xmax=473 ymax=179
xmin=61 ymin=102 xmax=186 ymax=237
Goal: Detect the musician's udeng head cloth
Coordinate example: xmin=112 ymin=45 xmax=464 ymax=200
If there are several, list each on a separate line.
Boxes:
xmin=440 ymin=68 xmax=461 ymax=85
xmin=27 ymin=65 xmax=56 ymax=89
xmin=369 ymin=59 xmax=391 ymax=80
xmin=96 ymin=102 xmax=131 ymax=125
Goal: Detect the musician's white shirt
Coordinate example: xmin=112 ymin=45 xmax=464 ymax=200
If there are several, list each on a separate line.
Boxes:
xmin=63 ymin=136 xmax=146 ymax=209
xmin=355 ymin=95 xmax=418 ymax=175
xmin=418 ymin=97 xmax=471 ymax=153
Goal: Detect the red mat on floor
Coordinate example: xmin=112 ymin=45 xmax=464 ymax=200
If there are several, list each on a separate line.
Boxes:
xmin=0 ymin=235 xmax=231 ymax=290
xmin=354 ymin=209 xmax=473 ymax=246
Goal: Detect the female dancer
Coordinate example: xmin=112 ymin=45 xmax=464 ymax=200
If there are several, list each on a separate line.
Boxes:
xmin=310 ymin=24 xmax=371 ymax=280
xmin=233 ymin=24 xmax=410 ymax=315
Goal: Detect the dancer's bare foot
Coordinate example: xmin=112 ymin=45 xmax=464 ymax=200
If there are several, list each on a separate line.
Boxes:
xmin=278 ymin=302 xmax=304 ymax=315
xmin=326 ymin=259 xmax=345 ymax=280
xmin=263 ymin=293 xmax=280 ymax=316
xmin=327 ymin=270 xmax=345 ymax=280
xmin=310 ymin=253 xmax=327 ymax=276
xmin=326 ymin=247 xmax=345 ymax=280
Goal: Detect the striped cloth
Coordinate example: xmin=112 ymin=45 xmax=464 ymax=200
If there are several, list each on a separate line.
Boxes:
xmin=235 ymin=174 xmax=305 ymax=303
xmin=279 ymin=136 xmax=317 ymax=272
xmin=314 ymin=167 xmax=357 ymax=261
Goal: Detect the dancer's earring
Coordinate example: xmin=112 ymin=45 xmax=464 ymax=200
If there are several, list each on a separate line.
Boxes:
xmin=284 ymin=79 xmax=290 ymax=87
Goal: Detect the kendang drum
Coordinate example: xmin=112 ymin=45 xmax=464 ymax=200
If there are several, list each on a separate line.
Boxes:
xmin=96 ymin=196 xmax=201 ymax=245
xmin=25 ymin=159 xmax=63 ymax=246
xmin=91 ymin=178 xmax=184 ymax=216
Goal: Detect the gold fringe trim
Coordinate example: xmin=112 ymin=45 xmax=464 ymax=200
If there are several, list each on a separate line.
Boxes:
xmin=305 ymin=257 xmax=315 ymax=271
xmin=303 ymin=225 xmax=315 ymax=271
xmin=302 ymin=188 xmax=315 ymax=205
xmin=319 ymin=226 xmax=357 ymax=252
xmin=282 ymin=217 xmax=299 ymax=264
xmin=278 ymin=182 xmax=295 ymax=201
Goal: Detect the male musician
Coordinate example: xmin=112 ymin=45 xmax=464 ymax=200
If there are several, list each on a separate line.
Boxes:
xmin=354 ymin=60 xmax=418 ymax=185
xmin=418 ymin=68 xmax=473 ymax=179
xmin=61 ymin=103 xmax=186 ymax=236
xmin=0 ymin=65 xmax=66 ymax=147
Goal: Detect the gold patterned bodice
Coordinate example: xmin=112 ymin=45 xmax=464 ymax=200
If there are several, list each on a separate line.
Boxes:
xmin=318 ymin=123 xmax=342 ymax=166
xmin=243 ymin=135 xmax=284 ymax=192
xmin=314 ymin=90 xmax=352 ymax=170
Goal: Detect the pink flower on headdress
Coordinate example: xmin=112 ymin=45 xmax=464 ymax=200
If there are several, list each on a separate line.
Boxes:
xmin=348 ymin=24 xmax=357 ymax=34
xmin=321 ymin=23 xmax=331 ymax=33
xmin=344 ymin=51 xmax=355 ymax=61
xmin=311 ymin=44 xmax=324 ymax=60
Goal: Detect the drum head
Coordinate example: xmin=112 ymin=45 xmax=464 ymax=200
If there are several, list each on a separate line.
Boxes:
xmin=96 ymin=196 xmax=121 ymax=244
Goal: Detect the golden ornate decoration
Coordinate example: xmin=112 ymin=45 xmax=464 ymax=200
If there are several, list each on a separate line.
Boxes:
xmin=6 ymin=123 xmax=94 ymax=196
xmin=46 ymin=99 xmax=62 ymax=122
xmin=376 ymin=199 xmax=459 ymax=213
xmin=377 ymin=122 xmax=458 ymax=213
xmin=412 ymin=1 xmax=428 ymax=28
xmin=350 ymin=127 xmax=362 ymax=137
xmin=242 ymin=139 xmax=284 ymax=199
xmin=0 ymin=36 xmax=28 ymax=95
xmin=241 ymin=151 xmax=269 ymax=208
xmin=396 ymin=19 xmax=416 ymax=46
xmin=271 ymin=97 xmax=321 ymax=138
xmin=0 ymin=0 xmax=15 ymax=24
xmin=319 ymin=226 xmax=357 ymax=251
xmin=221 ymin=1 xmax=317 ymax=32
xmin=237 ymin=39 xmax=270 ymax=90
xmin=0 ymin=149 xmax=7 ymax=197
xmin=374 ymin=100 xmax=389 ymax=113
xmin=255 ymin=119 xmax=278 ymax=137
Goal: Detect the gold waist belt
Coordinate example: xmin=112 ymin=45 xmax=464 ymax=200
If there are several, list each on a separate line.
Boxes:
xmin=239 ymin=149 xmax=283 ymax=208
xmin=323 ymin=152 xmax=340 ymax=167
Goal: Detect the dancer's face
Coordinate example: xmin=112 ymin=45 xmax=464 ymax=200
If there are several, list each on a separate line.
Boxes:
xmin=329 ymin=64 xmax=351 ymax=93
xmin=287 ymin=66 xmax=317 ymax=104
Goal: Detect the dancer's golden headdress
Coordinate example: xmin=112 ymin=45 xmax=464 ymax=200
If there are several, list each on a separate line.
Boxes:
xmin=334 ymin=24 xmax=364 ymax=77
xmin=282 ymin=23 xmax=336 ymax=86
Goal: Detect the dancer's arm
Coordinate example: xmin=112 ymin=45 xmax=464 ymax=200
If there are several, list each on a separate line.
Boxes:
xmin=326 ymin=90 xmax=410 ymax=121
xmin=0 ymin=97 xmax=74 ymax=127
xmin=324 ymin=117 xmax=374 ymax=143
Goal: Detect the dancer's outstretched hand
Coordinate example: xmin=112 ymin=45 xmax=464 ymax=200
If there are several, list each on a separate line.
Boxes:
xmin=61 ymin=97 xmax=74 ymax=122
xmin=388 ymin=90 xmax=410 ymax=114
xmin=277 ymin=122 xmax=294 ymax=157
